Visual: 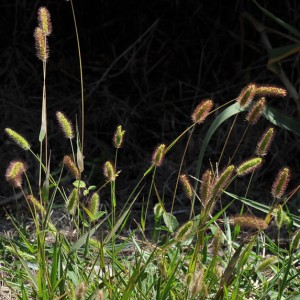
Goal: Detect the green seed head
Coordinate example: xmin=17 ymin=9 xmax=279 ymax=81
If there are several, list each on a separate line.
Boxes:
xmin=191 ymin=99 xmax=214 ymax=124
xmin=56 ymin=111 xmax=74 ymax=139
xmin=271 ymin=167 xmax=291 ymax=199
xmin=5 ymin=128 xmax=31 ymax=151
xmin=212 ymin=165 xmax=235 ymax=198
xmin=113 ymin=125 xmax=125 ymax=148
xmin=246 ymin=97 xmax=266 ymax=125
xmin=67 ymin=188 xmax=79 ymax=215
xmin=179 ymin=174 xmax=193 ymax=199
xmin=237 ymin=83 xmax=256 ymax=108
xmin=236 ymin=157 xmax=263 ymax=176
xmin=103 ymin=161 xmax=116 ymax=182
xmin=256 ymin=127 xmax=275 ymax=157
xmin=37 ymin=7 xmax=52 ymax=36
xmin=5 ymin=160 xmax=28 ymax=188
xmin=152 ymin=144 xmax=166 ymax=167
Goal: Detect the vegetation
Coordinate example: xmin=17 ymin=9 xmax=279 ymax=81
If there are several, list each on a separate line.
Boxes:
xmin=1 ymin=2 xmax=300 ymax=300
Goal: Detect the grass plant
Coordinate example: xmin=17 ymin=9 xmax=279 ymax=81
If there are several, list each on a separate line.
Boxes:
xmin=1 ymin=2 xmax=300 ymax=300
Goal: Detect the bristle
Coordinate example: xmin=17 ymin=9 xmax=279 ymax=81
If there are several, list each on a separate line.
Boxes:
xmin=191 ymin=99 xmax=214 ymax=124
xmin=113 ymin=125 xmax=125 ymax=148
xmin=5 ymin=128 xmax=31 ymax=151
xmin=67 ymin=188 xmax=79 ymax=215
xmin=179 ymin=174 xmax=193 ymax=199
xmin=200 ymin=169 xmax=214 ymax=207
xmin=63 ymin=155 xmax=80 ymax=179
xmin=103 ymin=161 xmax=117 ymax=182
xmin=246 ymin=97 xmax=266 ymax=125
xmin=152 ymin=144 xmax=166 ymax=167
xmin=236 ymin=84 xmax=256 ymax=108
xmin=236 ymin=157 xmax=263 ymax=176
xmin=37 ymin=7 xmax=52 ymax=36
xmin=271 ymin=167 xmax=291 ymax=199
xmin=255 ymin=85 xmax=287 ymax=98
xmin=56 ymin=111 xmax=74 ymax=139
xmin=34 ymin=27 xmax=49 ymax=62
xmin=212 ymin=165 xmax=235 ymax=198
xmin=230 ymin=215 xmax=268 ymax=230
xmin=5 ymin=160 xmax=28 ymax=188
xmin=256 ymin=127 xmax=275 ymax=157
xmin=27 ymin=195 xmax=46 ymax=215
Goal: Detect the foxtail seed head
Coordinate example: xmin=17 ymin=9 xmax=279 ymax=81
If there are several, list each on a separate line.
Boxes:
xmin=256 ymin=127 xmax=275 ymax=157
xmin=230 ymin=215 xmax=268 ymax=230
xmin=191 ymin=99 xmax=214 ymax=124
xmin=76 ymin=282 xmax=87 ymax=300
xmin=212 ymin=165 xmax=235 ymax=198
xmin=103 ymin=161 xmax=117 ymax=182
xmin=200 ymin=169 xmax=214 ymax=207
xmin=88 ymin=192 xmax=100 ymax=219
xmin=67 ymin=188 xmax=79 ymax=215
xmin=271 ymin=167 xmax=291 ymax=199
xmin=5 ymin=128 xmax=31 ymax=151
xmin=237 ymin=83 xmax=256 ymax=108
xmin=246 ymin=97 xmax=266 ymax=125
xmin=152 ymin=144 xmax=166 ymax=166
xmin=236 ymin=157 xmax=263 ymax=176
xmin=5 ymin=160 xmax=28 ymax=188
xmin=34 ymin=27 xmax=49 ymax=62
xmin=113 ymin=125 xmax=125 ymax=148
xmin=37 ymin=7 xmax=52 ymax=36
xmin=56 ymin=111 xmax=74 ymax=139
xmin=255 ymin=85 xmax=287 ymax=98
xmin=63 ymin=155 xmax=80 ymax=179
xmin=179 ymin=174 xmax=193 ymax=199
xmin=27 ymin=195 xmax=46 ymax=215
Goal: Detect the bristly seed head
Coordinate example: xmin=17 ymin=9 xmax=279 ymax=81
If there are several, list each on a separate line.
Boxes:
xmin=5 ymin=128 xmax=31 ymax=151
xmin=56 ymin=111 xmax=74 ymax=139
xmin=63 ymin=155 xmax=80 ymax=179
xmin=152 ymin=144 xmax=166 ymax=167
xmin=37 ymin=7 xmax=52 ymax=36
xmin=230 ymin=215 xmax=268 ymax=230
xmin=236 ymin=157 xmax=263 ymax=176
xmin=179 ymin=174 xmax=193 ymax=199
xmin=67 ymin=188 xmax=80 ymax=215
xmin=34 ymin=27 xmax=49 ymax=62
xmin=200 ymin=169 xmax=214 ymax=207
xmin=255 ymin=85 xmax=287 ymax=98
xmin=271 ymin=167 xmax=291 ymax=199
xmin=191 ymin=99 xmax=214 ymax=124
xmin=5 ymin=160 xmax=28 ymax=188
xmin=212 ymin=165 xmax=235 ymax=198
xmin=27 ymin=195 xmax=46 ymax=215
xmin=256 ymin=127 xmax=275 ymax=157
xmin=103 ymin=161 xmax=117 ymax=182
xmin=236 ymin=83 xmax=256 ymax=108
xmin=113 ymin=125 xmax=125 ymax=149
xmin=88 ymin=192 xmax=100 ymax=219
xmin=246 ymin=97 xmax=266 ymax=125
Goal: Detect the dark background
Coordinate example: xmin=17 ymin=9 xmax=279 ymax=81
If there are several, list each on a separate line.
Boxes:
xmin=1 ymin=0 xmax=300 ymax=216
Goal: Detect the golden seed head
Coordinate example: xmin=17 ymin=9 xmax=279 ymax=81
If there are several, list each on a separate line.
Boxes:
xmin=34 ymin=27 xmax=49 ymax=62
xmin=237 ymin=83 xmax=256 ymax=108
xmin=256 ymin=127 xmax=275 ymax=157
xmin=37 ymin=7 xmax=52 ymax=36
xmin=5 ymin=160 xmax=28 ymax=188
xmin=179 ymin=174 xmax=193 ymax=199
xmin=236 ymin=157 xmax=263 ymax=176
xmin=230 ymin=215 xmax=268 ymax=230
xmin=5 ymin=128 xmax=31 ymax=151
xmin=103 ymin=161 xmax=117 ymax=182
xmin=255 ymin=85 xmax=287 ymax=98
xmin=113 ymin=125 xmax=125 ymax=148
xmin=152 ymin=144 xmax=166 ymax=166
xmin=63 ymin=155 xmax=80 ymax=179
xmin=191 ymin=99 xmax=214 ymax=124
xmin=271 ymin=167 xmax=291 ymax=199
xmin=56 ymin=111 xmax=74 ymax=139
xmin=246 ymin=97 xmax=266 ymax=125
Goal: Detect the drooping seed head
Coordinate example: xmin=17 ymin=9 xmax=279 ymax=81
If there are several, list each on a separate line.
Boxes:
xmin=200 ymin=169 xmax=214 ymax=207
xmin=113 ymin=125 xmax=125 ymax=148
xmin=191 ymin=99 xmax=214 ymax=124
xmin=179 ymin=174 xmax=193 ymax=199
xmin=5 ymin=128 xmax=31 ymax=151
xmin=63 ymin=155 xmax=80 ymax=179
xmin=27 ymin=195 xmax=46 ymax=215
xmin=236 ymin=83 xmax=256 ymax=108
xmin=37 ymin=7 xmax=52 ymax=36
xmin=5 ymin=160 xmax=28 ymax=188
xmin=212 ymin=165 xmax=235 ymax=198
xmin=255 ymin=85 xmax=287 ymax=98
xmin=103 ymin=161 xmax=116 ymax=182
xmin=230 ymin=215 xmax=268 ymax=230
xmin=236 ymin=157 xmax=263 ymax=176
xmin=67 ymin=188 xmax=80 ymax=215
xmin=56 ymin=111 xmax=74 ymax=139
xmin=34 ymin=27 xmax=49 ymax=62
xmin=256 ymin=127 xmax=275 ymax=157
xmin=152 ymin=144 xmax=166 ymax=167
xmin=271 ymin=167 xmax=291 ymax=199
xmin=246 ymin=97 xmax=266 ymax=125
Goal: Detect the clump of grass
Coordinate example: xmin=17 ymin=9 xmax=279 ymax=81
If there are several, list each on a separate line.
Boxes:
xmin=1 ymin=3 xmax=300 ymax=300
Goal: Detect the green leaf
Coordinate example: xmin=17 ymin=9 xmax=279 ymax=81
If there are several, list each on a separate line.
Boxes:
xmin=163 ymin=212 xmax=179 ymax=233
xmin=72 ymin=180 xmax=86 ymax=189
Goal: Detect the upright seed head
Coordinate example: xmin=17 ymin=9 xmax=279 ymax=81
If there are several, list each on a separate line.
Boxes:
xmin=179 ymin=174 xmax=193 ymax=199
xmin=63 ymin=155 xmax=80 ymax=179
xmin=56 ymin=111 xmax=74 ymax=139
xmin=212 ymin=165 xmax=235 ymax=198
xmin=236 ymin=157 xmax=263 ymax=176
xmin=255 ymin=85 xmax=287 ymax=98
xmin=5 ymin=160 xmax=28 ymax=188
xmin=152 ymin=144 xmax=166 ymax=166
xmin=246 ymin=97 xmax=266 ymax=125
xmin=103 ymin=161 xmax=116 ymax=182
xmin=188 ymin=268 xmax=208 ymax=298
xmin=271 ymin=167 xmax=291 ymax=199
xmin=236 ymin=83 xmax=256 ymax=108
xmin=88 ymin=192 xmax=100 ymax=219
xmin=200 ymin=169 xmax=214 ymax=207
xmin=67 ymin=188 xmax=80 ymax=215
xmin=113 ymin=125 xmax=125 ymax=148
xmin=37 ymin=7 xmax=52 ymax=36
xmin=34 ymin=27 xmax=49 ymax=62
xmin=230 ymin=215 xmax=268 ymax=230
xmin=191 ymin=99 xmax=214 ymax=124
xmin=256 ymin=127 xmax=275 ymax=157
xmin=5 ymin=128 xmax=31 ymax=151
xmin=27 ymin=195 xmax=46 ymax=215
